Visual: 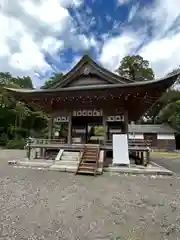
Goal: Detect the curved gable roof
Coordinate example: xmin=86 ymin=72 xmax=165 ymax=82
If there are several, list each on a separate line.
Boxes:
xmin=51 ymin=54 xmax=133 ymax=88
xmin=5 ymin=71 xmax=179 ymax=94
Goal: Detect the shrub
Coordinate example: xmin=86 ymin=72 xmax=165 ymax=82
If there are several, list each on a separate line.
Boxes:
xmin=0 ymin=133 xmax=9 ymax=146
xmin=6 ymin=138 xmax=26 ymax=149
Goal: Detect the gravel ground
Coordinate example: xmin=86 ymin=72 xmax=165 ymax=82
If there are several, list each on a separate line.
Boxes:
xmin=0 ymin=150 xmax=180 ymax=240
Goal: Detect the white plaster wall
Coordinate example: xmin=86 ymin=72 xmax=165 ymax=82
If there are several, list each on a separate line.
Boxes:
xmin=157 ymin=133 xmax=175 ymax=140
xmin=129 ymin=133 xmax=144 ymax=139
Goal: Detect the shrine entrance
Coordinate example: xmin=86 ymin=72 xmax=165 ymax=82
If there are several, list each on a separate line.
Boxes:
xmin=53 ymin=109 xmax=127 ymax=145
xmin=72 ymin=115 xmax=103 ymax=144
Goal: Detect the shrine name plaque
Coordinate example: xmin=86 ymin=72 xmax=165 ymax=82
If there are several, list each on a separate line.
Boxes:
xmin=54 ymin=109 xmax=124 ymax=123
xmin=73 ymin=109 xmax=102 ymax=117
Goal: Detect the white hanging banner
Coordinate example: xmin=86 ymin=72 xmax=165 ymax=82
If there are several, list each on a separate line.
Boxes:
xmin=113 ymin=134 xmax=130 ymax=165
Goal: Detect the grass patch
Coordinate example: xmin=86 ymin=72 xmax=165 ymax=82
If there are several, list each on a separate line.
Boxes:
xmin=151 ymin=151 xmax=180 ymax=158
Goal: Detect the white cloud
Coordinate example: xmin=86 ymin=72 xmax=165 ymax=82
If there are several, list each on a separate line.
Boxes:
xmin=138 ymin=0 xmax=180 ymax=77
xmin=1 ymin=0 xmax=180 ymax=87
xmin=41 ymin=37 xmax=64 ymax=54
xmin=128 ymin=2 xmax=139 ymax=22
xmin=59 ymin=0 xmax=83 ymax=8
xmin=100 ymin=0 xmax=180 ymax=78
xmin=0 ymin=0 xmax=98 ymax=85
xmin=99 ymin=31 xmax=143 ymax=71
xmin=9 ymin=35 xmax=49 ymax=72
xmin=65 ymin=55 xmax=81 ymax=73
xmin=22 ymin=0 xmax=70 ymax=31
xmin=139 ymin=33 xmax=180 ymax=77
xmin=117 ymin=0 xmax=131 ymax=6
xmin=140 ymin=0 xmax=180 ymax=38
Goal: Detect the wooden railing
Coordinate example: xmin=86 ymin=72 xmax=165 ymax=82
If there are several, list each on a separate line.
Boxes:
xmin=106 ymin=139 xmax=151 ymax=148
xmin=26 ymin=138 xmax=67 ymax=145
xmin=128 ymin=139 xmax=152 ymax=148
xmin=26 ymin=138 xmax=151 ymax=151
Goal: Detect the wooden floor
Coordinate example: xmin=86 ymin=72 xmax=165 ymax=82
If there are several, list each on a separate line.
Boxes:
xmin=29 ymin=143 xmax=149 ymax=152
xmin=27 ymin=141 xmax=150 ymax=166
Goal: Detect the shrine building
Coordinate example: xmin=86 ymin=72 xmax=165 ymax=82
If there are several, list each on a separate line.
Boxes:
xmin=6 ymin=55 xmax=179 ymax=174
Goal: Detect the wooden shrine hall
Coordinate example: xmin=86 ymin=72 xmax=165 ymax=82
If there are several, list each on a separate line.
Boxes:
xmin=6 ymin=55 xmax=179 ymax=174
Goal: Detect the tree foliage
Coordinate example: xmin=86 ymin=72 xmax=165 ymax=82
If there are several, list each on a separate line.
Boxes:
xmin=0 ymin=72 xmax=48 ymax=148
xmin=117 ymin=55 xmax=155 ymax=81
xmin=117 ymin=56 xmax=180 ymax=132
xmin=144 ymin=68 xmax=180 ymax=131
xmin=42 ymin=72 xmax=63 ymax=89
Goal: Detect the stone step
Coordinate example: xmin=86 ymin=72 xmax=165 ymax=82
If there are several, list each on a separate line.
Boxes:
xmin=18 ymin=161 xmax=53 ymax=168
xmin=77 ymin=169 xmax=95 ymax=175
xmin=50 ymin=165 xmax=77 ymax=173
xmin=55 ymin=160 xmax=78 ymax=166
xmin=61 ymin=156 xmax=78 ymax=161
xmin=62 ymin=151 xmax=79 ymax=156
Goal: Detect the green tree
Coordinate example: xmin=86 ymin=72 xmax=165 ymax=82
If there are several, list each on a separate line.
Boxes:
xmin=117 ymin=55 xmax=155 ymax=81
xmin=144 ymin=66 xmax=180 ymax=130
xmin=42 ymin=72 xmax=63 ymax=89
xmin=167 ymin=67 xmax=180 ymax=88
xmin=14 ymin=76 xmax=34 ymax=89
xmin=156 ymin=99 xmax=180 ymax=131
xmin=0 ymin=72 xmax=48 ymax=147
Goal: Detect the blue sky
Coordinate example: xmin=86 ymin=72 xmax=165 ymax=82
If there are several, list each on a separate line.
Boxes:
xmin=0 ymin=0 xmax=180 ymax=87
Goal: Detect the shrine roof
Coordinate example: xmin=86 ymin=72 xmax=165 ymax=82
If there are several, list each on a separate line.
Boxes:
xmin=5 ymin=71 xmax=179 ymax=95
xmin=45 ymin=54 xmax=134 ymax=88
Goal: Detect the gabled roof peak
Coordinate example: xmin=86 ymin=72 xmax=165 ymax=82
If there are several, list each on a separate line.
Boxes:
xmin=51 ymin=54 xmax=133 ymax=88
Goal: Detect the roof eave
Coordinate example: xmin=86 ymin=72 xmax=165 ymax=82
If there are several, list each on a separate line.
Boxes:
xmin=5 ymin=72 xmax=179 ymax=95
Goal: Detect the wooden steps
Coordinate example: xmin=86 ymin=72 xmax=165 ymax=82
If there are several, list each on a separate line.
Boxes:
xmin=76 ymin=145 xmax=100 ymax=175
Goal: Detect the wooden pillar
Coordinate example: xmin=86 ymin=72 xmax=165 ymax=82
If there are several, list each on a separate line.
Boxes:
xmin=124 ymin=110 xmax=129 ymax=137
xmin=48 ymin=117 xmax=53 ymax=140
xmin=107 ymin=123 xmax=110 ymax=141
xmin=85 ymin=123 xmax=88 ymax=144
xmin=103 ymin=112 xmax=107 ymax=145
xmin=68 ymin=111 xmax=72 ymax=144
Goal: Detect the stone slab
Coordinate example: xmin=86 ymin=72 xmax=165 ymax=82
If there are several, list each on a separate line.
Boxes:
xmin=104 ymin=167 xmax=173 ymax=176
xmin=8 ymin=159 xmax=172 ymax=176
xmin=49 ymin=165 xmax=66 ymax=172
xmin=55 ymin=161 xmax=79 ymax=166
